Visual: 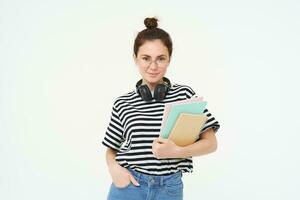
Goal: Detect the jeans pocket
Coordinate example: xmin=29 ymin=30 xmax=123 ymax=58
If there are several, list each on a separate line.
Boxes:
xmin=112 ymin=181 xmax=132 ymax=190
xmin=164 ymin=177 xmax=183 ymax=196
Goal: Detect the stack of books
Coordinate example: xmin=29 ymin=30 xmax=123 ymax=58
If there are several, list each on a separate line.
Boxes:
xmin=160 ymin=97 xmax=208 ymax=146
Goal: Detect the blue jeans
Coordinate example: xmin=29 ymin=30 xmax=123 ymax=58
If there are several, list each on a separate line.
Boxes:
xmin=107 ymin=167 xmax=183 ymax=200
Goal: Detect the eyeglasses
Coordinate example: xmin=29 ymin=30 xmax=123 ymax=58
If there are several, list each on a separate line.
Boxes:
xmin=137 ymin=56 xmax=169 ymax=68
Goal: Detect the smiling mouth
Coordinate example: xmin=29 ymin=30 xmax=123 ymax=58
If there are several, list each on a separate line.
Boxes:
xmin=148 ymin=73 xmax=159 ymax=76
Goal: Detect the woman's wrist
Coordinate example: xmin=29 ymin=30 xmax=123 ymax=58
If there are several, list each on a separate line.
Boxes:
xmin=176 ymin=145 xmax=194 ymax=158
xmin=108 ymin=161 xmax=121 ymax=177
xmin=108 ymin=160 xmax=119 ymax=169
xmin=175 ymin=146 xmax=187 ymax=158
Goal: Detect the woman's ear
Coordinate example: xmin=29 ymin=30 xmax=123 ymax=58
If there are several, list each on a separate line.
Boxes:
xmin=164 ymin=56 xmax=171 ymax=68
xmin=168 ymin=56 xmax=171 ymax=63
xmin=133 ymin=54 xmax=138 ymax=65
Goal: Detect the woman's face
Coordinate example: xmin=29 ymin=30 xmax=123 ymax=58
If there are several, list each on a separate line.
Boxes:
xmin=134 ymin=39 xmax=170 ymax=85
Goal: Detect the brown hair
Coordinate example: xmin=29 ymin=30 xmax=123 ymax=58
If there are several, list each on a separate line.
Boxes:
xmin=133 ymin=17 xmax=173 ymax=58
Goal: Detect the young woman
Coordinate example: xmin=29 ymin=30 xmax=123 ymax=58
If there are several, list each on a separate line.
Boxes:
xmin=102 ymin=17 xmax=220 ymax=200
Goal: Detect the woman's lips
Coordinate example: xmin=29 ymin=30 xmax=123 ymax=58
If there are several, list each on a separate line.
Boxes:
xmin=148 ymin=73 xmax=159 ymax=77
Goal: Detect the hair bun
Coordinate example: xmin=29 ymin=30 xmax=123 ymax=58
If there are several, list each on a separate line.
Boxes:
xmin=144 ymin=17 xmax=158 ymax=29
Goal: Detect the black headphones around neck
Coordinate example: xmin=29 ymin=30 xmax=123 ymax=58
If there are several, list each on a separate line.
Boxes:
xmin=136 ymin=77 xmax=171 ymax=102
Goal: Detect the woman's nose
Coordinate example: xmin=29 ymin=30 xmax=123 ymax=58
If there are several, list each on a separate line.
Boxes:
xmin=148 ymin=61 xmax=158 ymax=70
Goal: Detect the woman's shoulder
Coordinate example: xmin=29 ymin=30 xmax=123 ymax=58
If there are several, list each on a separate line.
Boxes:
xmin=171 ymin=82 xmax=195 ymax=91
xmin=111 ymin=90 xmax=138 ymax=107
xmin=171 ymin=82 xmax=197 ymax=97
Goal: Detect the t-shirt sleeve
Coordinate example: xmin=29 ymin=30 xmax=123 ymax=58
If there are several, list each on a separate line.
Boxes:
xmin=200 ymin=108 xmax=220 ymax=134
xmin=185 ymin=85 xmax=221 ymax=134
xmin=185 ymin=85 xmax=197 ymax=99
xmin=101 ymin=100 xmax=125 ymax=151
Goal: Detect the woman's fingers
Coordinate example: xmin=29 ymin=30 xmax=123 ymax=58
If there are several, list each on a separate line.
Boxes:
xmin=154 ymin=137 xmax=168 ymax=144
xmin=129 ymin=173 xmax=140 ymax=186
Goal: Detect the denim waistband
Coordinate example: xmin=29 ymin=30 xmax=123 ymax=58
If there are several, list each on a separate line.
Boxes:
xmin=127 ymin=167 xmax=182 ymax=187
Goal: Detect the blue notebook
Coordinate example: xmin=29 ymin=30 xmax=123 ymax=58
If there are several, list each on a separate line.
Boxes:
xmin=161 ymin=101 xmax=207 ymax=139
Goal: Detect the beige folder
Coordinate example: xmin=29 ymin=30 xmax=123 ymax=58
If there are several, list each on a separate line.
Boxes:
xmin=160 ymin=97 xmax=204 ymax=136
xmin=168 ymin=113 xmax=208 ymax=147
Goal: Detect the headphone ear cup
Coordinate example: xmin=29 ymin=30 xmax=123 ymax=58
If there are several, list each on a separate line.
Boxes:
xmin=153 ymin=84 xmax=166 ymax=101
xmin=138 ymin=84 xmax=153 ymax=102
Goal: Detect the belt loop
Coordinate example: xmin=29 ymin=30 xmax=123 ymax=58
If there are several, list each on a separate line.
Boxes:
xmin=160 ymin=176 xmax=164 ymax=186
xmin=137 ymin=170 xmax=141 ymax=182
xmin=134 ymin=169 xmax=141 ymax=182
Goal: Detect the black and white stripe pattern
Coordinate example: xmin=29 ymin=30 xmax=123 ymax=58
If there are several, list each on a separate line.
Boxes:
xmin=102 ymin=83 xmax=220 ymax=175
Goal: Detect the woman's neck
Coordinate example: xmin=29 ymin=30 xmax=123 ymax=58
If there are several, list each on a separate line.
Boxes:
xmin=142 ymin=79 xmax=164 ymax=92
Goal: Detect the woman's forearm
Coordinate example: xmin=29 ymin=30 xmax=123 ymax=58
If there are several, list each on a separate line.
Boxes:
xmin=177 ymin=137 xmax=217 ymax=158
xmin=106 ymin=148 xmax=119 ymax=167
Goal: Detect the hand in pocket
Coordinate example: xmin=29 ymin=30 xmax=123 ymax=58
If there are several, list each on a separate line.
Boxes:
xmin=109 ymin=163 xmax=140 ymax=188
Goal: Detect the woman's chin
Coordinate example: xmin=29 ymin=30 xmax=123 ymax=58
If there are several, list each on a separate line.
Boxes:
xmin=145 ymin=75 xmax=163 ymax=83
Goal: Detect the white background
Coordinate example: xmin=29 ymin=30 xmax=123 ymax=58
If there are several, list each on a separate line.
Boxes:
xmin=1 ymin=0 xmax=299 ymax=199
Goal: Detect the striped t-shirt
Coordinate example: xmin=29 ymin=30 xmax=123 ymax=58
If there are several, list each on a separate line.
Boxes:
xmin=102 ymin=83 xmax=220 ymax=175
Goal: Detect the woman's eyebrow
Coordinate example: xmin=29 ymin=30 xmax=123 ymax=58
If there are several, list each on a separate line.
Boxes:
xmin=140 ymin=54 xmax=167 ymax=57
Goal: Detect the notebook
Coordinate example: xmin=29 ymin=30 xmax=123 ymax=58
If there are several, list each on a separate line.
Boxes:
xmin=160 ymin=97 xmax=204 ymax=135
xmin=161 ymin=101 xmax=207 ymax=139
xmin=168 ymin=113 xmax=208 ymax=146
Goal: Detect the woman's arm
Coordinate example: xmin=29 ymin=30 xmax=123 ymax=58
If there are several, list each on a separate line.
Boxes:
xmin=105 ymin=147 xmax=118 ymax=167
xmin=176 ymin=128 xmax=217 ymax=158
xmin=152 ymin=128 xmax=217 ymax=159
xmin=105 ymin=147 xmax=140 ymax=187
